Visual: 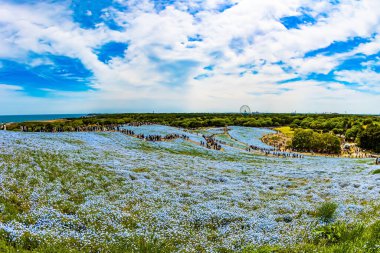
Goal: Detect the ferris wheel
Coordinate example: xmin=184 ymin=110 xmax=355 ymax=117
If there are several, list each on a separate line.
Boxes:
xmin=240 ymin=105 xmax=251 ymax=115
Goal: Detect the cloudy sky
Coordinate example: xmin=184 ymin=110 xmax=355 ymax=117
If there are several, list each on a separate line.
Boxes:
xmin=0 ymin=0 xmax=379 ymax=114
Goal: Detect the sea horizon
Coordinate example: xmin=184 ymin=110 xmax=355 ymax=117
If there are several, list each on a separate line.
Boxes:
xmin=0 ymin=114 xmax=87 ymax=124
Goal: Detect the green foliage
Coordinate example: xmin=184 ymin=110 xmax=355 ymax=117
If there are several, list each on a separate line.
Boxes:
xmin=358 ymin=124 xmax=380 ymax=152
xmin=345 ymin=126 xmax=361 ymax=142
xmin=313 ymin=223 xmax=363 ymax=244
xmin=312 ymin=221 xmax=380 ymax=253
xmin=315 ymin=202 xmax=338 ymax=222
xmin=131 ymin=167 xmax=150 ymax=173
xmin=291 ymin=129 xmax=341 ymax=154
xmin=242 ymin=245 xmax=280 ymax=253
xmin=243 ymin=221 xmax=380 ymax=253
xmin=0 ymin=233 xmax=179 ymax=253
xmin=291 ymin=129 xmax=314 ymax=151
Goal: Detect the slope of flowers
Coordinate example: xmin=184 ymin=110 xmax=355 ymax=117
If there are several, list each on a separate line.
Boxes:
xmin=0 ymin=125 xmax=379 ymax=252
xmin=228 ymin=126 xmax=276 ymax=149
xmin=121 ymin=124 xmax=204 ymax=143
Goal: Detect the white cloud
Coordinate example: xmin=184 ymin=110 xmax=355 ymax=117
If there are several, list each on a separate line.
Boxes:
xmin=335 ymin=70 xmax=380 ymax=92
xmin=0 ymin=84 xmax=23 ymax=91
xmin=0 ymin=0 xmax=379 ymax=114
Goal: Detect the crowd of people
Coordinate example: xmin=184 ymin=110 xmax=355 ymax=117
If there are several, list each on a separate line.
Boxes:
xmin=348 ymin=153 xmax=376 ymax=158
xmin=18 ymin=124 xmax=121 ymax=133
xmin=120 ymin=128 xmax=190 ymax=142
xmin=268 ymin=151 xmax=304 ymax=158
xmin=341 ymin=145 xmax=376 ymax=158
xmin=247 ymin=145 xmax=274 ymax=152
xmin=201 ymin=135 xmax=222 ymax=150
xmin=120 ymin=129 xmax=135 ymax=136
xmin=139 ymin=134 xmax=190 ymax=142
xmin=126 ymin=122 xmax=157 ymax=127
xmin=247 ymin=145 xmax=304 ymax=158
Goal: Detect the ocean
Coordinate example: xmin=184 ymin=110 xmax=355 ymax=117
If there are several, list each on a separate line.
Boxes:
xmin=0 ymin=114 xmax=86 ymax=124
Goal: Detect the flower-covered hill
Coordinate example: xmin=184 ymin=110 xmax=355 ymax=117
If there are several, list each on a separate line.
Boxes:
xmin=0 ymin=125 xmax=379 ymax=252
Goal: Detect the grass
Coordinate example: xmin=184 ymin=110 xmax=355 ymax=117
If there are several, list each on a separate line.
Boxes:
xmin=62 ymin=139 xmax=85 ymax=145
xmin=131 ymin=167 xmax=150 ymax=173
xmin=372 ymin=169 xmax=380 ymax=174
xmin=0 ymin=234 xmax=180 ymax=253
xmin=243 ymin=221 xmax=380 ymax=253
xmin=314 ymin=202 xmax=338 ymax=223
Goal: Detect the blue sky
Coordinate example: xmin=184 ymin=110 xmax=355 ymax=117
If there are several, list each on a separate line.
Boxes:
xmin=0 ymin=0 xmax=379 ymax=114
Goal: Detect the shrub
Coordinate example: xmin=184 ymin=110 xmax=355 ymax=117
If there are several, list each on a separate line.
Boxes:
xmin=315 ymin=202 xmax=338 ymax=222
xmin=291 ymin=129 xmax=341 ymax=154
xmin=314 ymin=222 xmax=365 ymax=245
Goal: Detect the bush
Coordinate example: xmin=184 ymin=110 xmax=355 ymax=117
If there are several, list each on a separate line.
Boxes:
xmin=314 ymin=222 xmax=365 ymax=244
xmin=291 ymin=129 xmax=314 ymax=151
xmin=315 ymin=202 xmax=338 ymax=222
xmin=292 ymin=129 xmax=341 ymax=154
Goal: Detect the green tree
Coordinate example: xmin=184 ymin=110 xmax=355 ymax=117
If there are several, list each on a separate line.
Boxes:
xmin=292 ymin=129 xmax=341 ymax=154
xmin=345 ymin=126 xmax=360 ymax=142
xmin=292 ymin=129 xmax=314 ymax=151
xmin=358 ymin=124 xmax=380 ymax=152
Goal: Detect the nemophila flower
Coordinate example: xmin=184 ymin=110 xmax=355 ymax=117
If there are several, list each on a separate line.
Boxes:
xmin=0 ymin=126 xmax=379 ymax=251
xmin=229 ymin=126 xmax=276 ymax=149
